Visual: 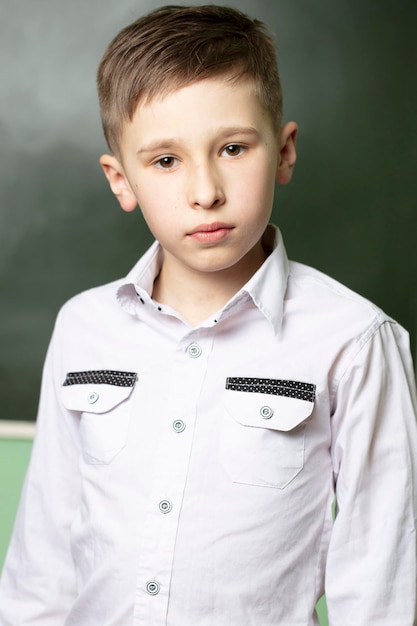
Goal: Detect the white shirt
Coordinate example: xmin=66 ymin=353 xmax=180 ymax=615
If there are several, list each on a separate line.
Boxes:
xmin=1 ymin=226 xmax=416 ymax=626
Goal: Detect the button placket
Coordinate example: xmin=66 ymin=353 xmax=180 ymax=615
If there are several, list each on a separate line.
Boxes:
xmin=134 ymin=333 xmax=213 ymax=623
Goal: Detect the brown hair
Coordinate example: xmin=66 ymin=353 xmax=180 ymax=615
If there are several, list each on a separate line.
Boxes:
xmin=97 ymin=5 xmax=283 ymax=156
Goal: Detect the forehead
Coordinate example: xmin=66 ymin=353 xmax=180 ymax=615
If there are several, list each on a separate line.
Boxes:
xmin=120 ymin=76 xmax=273 ymax=149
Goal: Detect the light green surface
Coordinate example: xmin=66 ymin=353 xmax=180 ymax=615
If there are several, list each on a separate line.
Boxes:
xmin=316 ymin=595 xmax=329 ymax=626
xmin=0 ymin=438 xmax=32 ymax=569
xmin=0 ymin=437 xmax=328 ymax=623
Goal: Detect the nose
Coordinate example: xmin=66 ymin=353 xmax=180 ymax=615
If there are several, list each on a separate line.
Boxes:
xmin=187 ymin=160 xmax=225 ymax=209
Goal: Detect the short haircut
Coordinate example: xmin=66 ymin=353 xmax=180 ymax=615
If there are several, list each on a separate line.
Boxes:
xmin=97 ymin=4 xmax=283 ymax=156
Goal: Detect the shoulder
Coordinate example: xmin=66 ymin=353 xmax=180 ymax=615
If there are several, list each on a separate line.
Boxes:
xmin=64 ymin=277 xmax=124 ymax=311
xmin=284 ymin=261 xmax=412 ymax=393
xmin=286 ymin=260 xmax=394 ymax=340
xmin=54 ymin=276 xmax=130 ymax=332
xmin=288 ymin=260 xmax=386 ymax=313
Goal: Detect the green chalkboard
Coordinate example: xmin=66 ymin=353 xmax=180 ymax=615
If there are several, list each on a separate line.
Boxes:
xmin=1 ymin=0 xmax=416 ymax=421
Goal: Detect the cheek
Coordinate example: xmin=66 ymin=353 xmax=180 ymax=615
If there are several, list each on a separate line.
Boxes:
xmin=134 ymin=173 xmax=180 ymax=212
xmin=237 ymin=165 xmax=276 ymax=210
xmin=138 ymin=194 xmax=180 ymax=236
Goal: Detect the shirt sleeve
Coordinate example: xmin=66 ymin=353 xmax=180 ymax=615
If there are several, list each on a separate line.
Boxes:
xmin=326 ymin=319 xmax=417 ymax=625
xmin=0 ymin=311 xmax=81 ymax=625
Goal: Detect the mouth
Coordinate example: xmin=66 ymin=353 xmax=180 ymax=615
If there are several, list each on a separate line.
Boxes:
xmin=187 ymin=222 xmax=234 ymax=243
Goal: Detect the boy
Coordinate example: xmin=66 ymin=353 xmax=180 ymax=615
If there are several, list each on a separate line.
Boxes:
xmin=1 ymin=5 xmax=416 ymax=625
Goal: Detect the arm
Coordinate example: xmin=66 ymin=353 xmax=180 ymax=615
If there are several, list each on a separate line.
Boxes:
xmin=0 ymin=312 xmax=81 ymax=624
xmin=326 ymin=320 xmax=417 ymax=625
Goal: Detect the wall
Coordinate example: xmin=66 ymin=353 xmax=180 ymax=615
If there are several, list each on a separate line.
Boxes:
xmin=1 ymin=0 xmax=416 ymax=422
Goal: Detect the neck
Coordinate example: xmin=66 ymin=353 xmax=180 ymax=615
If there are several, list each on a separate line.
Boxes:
xmin=152 ymin=247 xmax=268 ymax=326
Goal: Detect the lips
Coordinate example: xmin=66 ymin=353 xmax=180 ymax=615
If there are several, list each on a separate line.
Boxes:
xmin=188 ymin=222 xmax=233 ymax=235
xmin=187 ymin=222 xmax=234 ymax=243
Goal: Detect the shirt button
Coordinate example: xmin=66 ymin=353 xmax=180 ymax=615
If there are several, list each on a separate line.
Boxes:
xmin=146 ymin=580 xmax=160 ymax=595
xmin=87 ymin=392 xmax=99 ymax=404
xmin=186 ymin=343 xmax=202 ymax=358
xmin=260 ymin=405 xmax=274 ymax=419
xmin=172 ymin=419 xmax=186 ymax=433
xmin=159 ymin=500 xmax=173 ymax=514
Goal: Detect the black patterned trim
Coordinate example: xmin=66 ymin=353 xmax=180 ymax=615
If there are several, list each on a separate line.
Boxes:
xmin=225 ymin=377 xmax=315 ymax=402
xmin=63 ymin=370 xmax=138 ymax=387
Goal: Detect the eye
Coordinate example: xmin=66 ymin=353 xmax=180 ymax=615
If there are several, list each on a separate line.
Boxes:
xmin=221 ymin=144 xmax=245 ymax=158
xmin=154 ymin=156 xmax=178 ymax=170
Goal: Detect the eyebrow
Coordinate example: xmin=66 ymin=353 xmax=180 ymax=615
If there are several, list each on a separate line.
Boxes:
xmin=136 ymin=126 xmax=260 ymax=155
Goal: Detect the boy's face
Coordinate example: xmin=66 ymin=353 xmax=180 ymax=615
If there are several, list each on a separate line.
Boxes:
xmin=100 ymin=77 xmax=297 ymax=282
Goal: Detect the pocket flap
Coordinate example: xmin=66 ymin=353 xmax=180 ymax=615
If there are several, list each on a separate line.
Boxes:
xmin=61 ymin=371 xmax=137 ymax=414
xmin=224 ymin=390 xmax=314 ymax=432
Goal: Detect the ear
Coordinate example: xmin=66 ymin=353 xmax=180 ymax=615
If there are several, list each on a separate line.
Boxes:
xmin=276 ymin=121 xmax=298 ymax=185
xmin=99 ymin=154 xmax=138 ymax=212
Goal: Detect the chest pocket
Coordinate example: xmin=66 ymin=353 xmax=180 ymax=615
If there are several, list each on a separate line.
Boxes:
xmin=219 ymin=378 xmax=315 ymax=489
xmin=61 ymin=370 xmax=138 ymax=465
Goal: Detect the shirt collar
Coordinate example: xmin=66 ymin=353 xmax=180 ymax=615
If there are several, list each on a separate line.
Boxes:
xmin=116 ymin=224 xmax=289 ymax=335
xmin=240 ymin=225 xmax=289 ymax=334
